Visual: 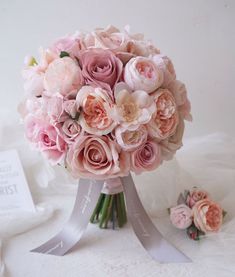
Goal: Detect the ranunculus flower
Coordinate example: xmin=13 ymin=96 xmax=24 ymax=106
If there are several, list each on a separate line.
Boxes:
xmin=147 ymin=89 xmax=179 ymax=139
xmin=66 ymin=135 xmax=130 ymax=179
xmin=130 ymin=138 xmax=161 ymax=174
xmin=76 ymin=86 xmax=116 ymax=135
xmin=25 ymin=116 xmax=67 ymax=164
xmin=113 ymin=83 xmax=156 ymax=129
xmin=170 ymin=204 xmax=193 ymax=229
xmin=79 ymin=48 xmax=123 ymax=100
xmin=186 ymin=188 xmax=209 ymax=208
xmin=44 ymin=57 xmax=84 ymax=96
xmin=152 ymin=54 xmax=176 ymax=87
xmin=115 ymin=125 xmax=148 ymax=151
xmin=192 ymin=199 xmax=223 ymax=233
xmin=124 ymin=56 xmax=163 ymax=93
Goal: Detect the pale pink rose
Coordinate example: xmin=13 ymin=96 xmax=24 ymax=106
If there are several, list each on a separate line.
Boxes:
xmin=25 ymin=116 xmax=67 ymax=164
xmin=79 ymin=48 xmax=123 ymax=100
xmin=124 ymin=26 xmax=160 ymax=57
xmin=43 ymin=57 xmax=84 ymax=96
xmin=193 ymin=199 xmax=223 ymax=233
xmin=47 ymin=96 xmax=79 ymax=124
xmin=130 ymin=138 xmax=162 ymax=174
xmin=58 ymin=119 xmax=83 ymax=144
xmin=167 ymin=80 xmax=192 ymax=121
xmin=113 ymin=83 xmax=156 ymax=129
xmin=22 ymin=57 xmax=44 ymax=97
xmin=76 ymin=86 xmax=116 ymax=135
xmin=160 ymin=115 xmax=184 ymax=160
xmin=124 ymin=57 xmax=163 ymax=93
xmin=66 ymin=135 xmax=130 ymax=179
xmin=152 ymin=54 xmax=176 ymax=87
xmin=147 ymin=89 xmax=179 ymax=139
xmin=93 ymin=25 xmax=128 ymax=52
xmin=186 ymin=188 xmax=209 ymax=208
xmin=170 ymin=204 xmax=193 ymax=229
xmin=51 ymin=36 xmax=81 ymax=57
xmin=115 ymin=125 xmax=148 ymax=151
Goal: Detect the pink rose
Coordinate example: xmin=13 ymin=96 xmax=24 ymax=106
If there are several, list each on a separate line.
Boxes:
xmin=58 ymin=119 xmax=83 ymax=144
xmin=130 ymin=138 xmax=162 ymax=174
xmin=170 ymin=204 xmax=193 ymax=229
xmin=66 ymin=135 xmax=130 ymax=179
xmin=115 ymin=125 xmax=148 ymax=151
xmin=25 ymin=116 xmax=67 ymax=164
xmin=147 ymin=89 xmax=179 ymax=139
xmin=113 ymin=83 xmax=156 ymax=129
xmin=124 ymin=57 xmax=163 ymax=93
xmin=186 ymin=188 xmax=209 ymax=208
xmin=79 ymin=48 xmax=123 ymax=100
xmin=193 ymin=199 xmax=223 ymax=233
xmin=152 ymin=54 xmax=176 ymax=87
xmin=44 ymin=57 xmax=84 ymax=96
xmin=76 ymin=86 xmax=116 ymax=135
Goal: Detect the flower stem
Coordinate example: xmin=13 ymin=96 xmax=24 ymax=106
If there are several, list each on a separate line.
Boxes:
xmin=90 ymin=192 xmax=127 ymax=229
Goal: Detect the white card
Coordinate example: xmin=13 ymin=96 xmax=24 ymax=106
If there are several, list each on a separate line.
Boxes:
xmin=0 ymin=149 xmax=35 ymax=213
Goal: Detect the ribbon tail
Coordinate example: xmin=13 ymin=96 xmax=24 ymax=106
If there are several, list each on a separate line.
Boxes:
xmin=121 ymin=174 xmax=192 ymax=263
xmin=31 ymin=178 xmax=104 ymax=256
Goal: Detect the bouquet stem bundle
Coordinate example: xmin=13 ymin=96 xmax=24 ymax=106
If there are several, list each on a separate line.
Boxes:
xmin=90 ymin=192 xmax=127 ymax=229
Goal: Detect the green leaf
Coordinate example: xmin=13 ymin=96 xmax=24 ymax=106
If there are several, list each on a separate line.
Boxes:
xmin=60 ymin=51 xmax=70 ymax=58
xmin=29 ymin=57 xmax=38 ymax=66
xmin=222 ymin=210 xmax=227 ymax=218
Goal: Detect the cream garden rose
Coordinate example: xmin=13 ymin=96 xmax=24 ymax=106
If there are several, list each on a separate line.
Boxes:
xmin=115 ymin=125 xmax=148 ymax=151
xmin=124 ymin=56 xmax=163 ymax=93
xmin=113 ymin=83 xmax=156 ymax=129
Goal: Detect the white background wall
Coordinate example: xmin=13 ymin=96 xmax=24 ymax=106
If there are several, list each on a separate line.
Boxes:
xmin=0 ymin=0 xmax=234 ymax=138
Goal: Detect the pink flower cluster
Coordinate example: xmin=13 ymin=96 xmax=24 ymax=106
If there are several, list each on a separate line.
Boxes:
xmin=19 ymin=25 xmax=192 ymax=180
xmin=170 ymin=188 xmax=225 ymax=240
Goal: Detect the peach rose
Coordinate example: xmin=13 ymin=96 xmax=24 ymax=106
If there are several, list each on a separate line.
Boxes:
xmin=66 ymin=135 xmax=130 ymax=179
xmin=186 ymin=188 xmax=209 ymax=208
xmin=192 ymin=199 xmax=223 ymax=233
xmin=115 ymin=125 xmax=148 ymax=151
xmin=76 ymin=86 xmax=116 ymax=135
xmin=113 ymin=83 xmax=156 ymax=129
xmin=130 ymin=138 xmax=162 ymax=174
xmin=44 ymin=57 xmax=84 ymax=96
xmin=147 ymin=89 xmax=179 ymax=139
xmin=170 ymin=204 xmax=193 ymax=229
xmin=124 ymin=57 xmax=163 ymax=93
xmin=160 ymin=115 xmax=184 ymax=160
xmin=167 ymin=80 xmax=192 ymax=121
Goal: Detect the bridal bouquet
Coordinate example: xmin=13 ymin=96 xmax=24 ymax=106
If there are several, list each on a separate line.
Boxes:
xmin=19 ymin=25 xmax=191 ymax=230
